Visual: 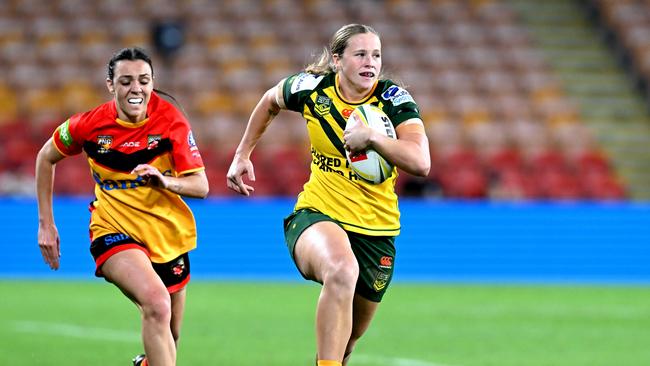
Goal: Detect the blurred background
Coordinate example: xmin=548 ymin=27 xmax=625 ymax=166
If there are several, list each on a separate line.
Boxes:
xmin=2 ymin=2 xmax=650 ymax=364
xmin=1 ymin=0 xmax=650 ymax=201
xmin=2 ymin=0 xmax=650 ymax=282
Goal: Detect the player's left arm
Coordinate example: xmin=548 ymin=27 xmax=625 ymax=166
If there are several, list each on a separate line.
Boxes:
xmin=367 ymin=118 xmax=431 ymax=177
xmin=131 ymin=164 xmax=209 ymax=198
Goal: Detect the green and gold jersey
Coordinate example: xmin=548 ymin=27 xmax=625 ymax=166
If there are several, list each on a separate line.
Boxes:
xmin=282 ymin=72 xmax=421 ymax=236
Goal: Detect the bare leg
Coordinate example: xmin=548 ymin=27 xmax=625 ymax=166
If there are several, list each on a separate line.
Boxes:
xmin=170 ymin=288 xmax=187 ymax=347
xmin=295 ymin=221 xmax=359 ymax=362
xmin=343 ymin=294 xmax=379 ymax=366
xmin=102 ymin=249 xmax=175 ymax=366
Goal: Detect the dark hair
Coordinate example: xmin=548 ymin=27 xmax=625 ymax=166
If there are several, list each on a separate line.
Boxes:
xmin=107 ymin=47 xmax=153 ymax=81
xmin=106 ymin=47 xmax=187 ymax=116
xmin=305 ymin=24 xmax=380 ymax=75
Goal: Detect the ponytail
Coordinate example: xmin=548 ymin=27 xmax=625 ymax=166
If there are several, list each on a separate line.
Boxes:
xmin=155 ymin=88 xmax=188 ymax=118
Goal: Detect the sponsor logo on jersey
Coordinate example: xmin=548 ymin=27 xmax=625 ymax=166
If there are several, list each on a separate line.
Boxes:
xmin=119 ymin=141 xmax=141 ymax=148
xmin=171 ymin=257 xmax=186 ymax=276
xmin=188 ymin=131 xmax=201 ymax=158
xmin=311 ymin=147 xmax=346 ymax=177
xmin=188 ymin=131 xmax=198 ymax=152
xmin=379 ymin=256 xmax=393 ymax=268
xmin=103 ymin=233 xmax=131 ymax=246
xmin=59 ymin=119 xmax=73 ymax=147
xmin=315 ymin=95 xmax=331 ymax=116
xmin=97 ymin=135 xmax=113 ymax=154
xmin=147 ymin=134 xmax=161 ymax=150
xmin=290 ymin=73 xmax=324 ymax=94
xmin=92 ymin=170 xmax=147 ymax=190
xmin=341 ymin=108 xmax=353 ymax=118
xmin=381 ymin=85 xmax=414 ymax=106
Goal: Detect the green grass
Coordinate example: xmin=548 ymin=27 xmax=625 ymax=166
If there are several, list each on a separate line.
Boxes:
xmin=1 ymin=280 xmax=649 ymax=366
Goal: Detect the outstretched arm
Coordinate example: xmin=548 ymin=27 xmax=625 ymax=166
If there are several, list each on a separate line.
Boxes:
xmin=36 ymin=138 xmax=66 ymax=270
xmin=227 ymin=80 xmax=285 ymax=196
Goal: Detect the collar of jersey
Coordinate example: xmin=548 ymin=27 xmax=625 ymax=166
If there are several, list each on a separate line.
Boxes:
xmin=335 ymin=74 xmax=378 ymax=105
xmin=115 ymin=117 xmax=150 ymax=128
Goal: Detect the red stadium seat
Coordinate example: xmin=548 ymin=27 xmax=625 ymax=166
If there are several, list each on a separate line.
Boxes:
xmin=53 ymin=157 xmax=94 ymax=196
xmin=484 ymin=148 xmax=523 ymax=176
xmin=580 ymin=169 xmax=627 ymax=200
xmin=439 ymin=164 xmax=488 ymax=199
xmin=574 ymin=149 xmax=612 ymax=175
xmin=536 ymin=169 xmax=583 ymax=200
xmin=491 ymin=166 xmax=539 ymax=200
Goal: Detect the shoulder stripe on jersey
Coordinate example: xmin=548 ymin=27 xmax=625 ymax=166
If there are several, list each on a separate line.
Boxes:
xmin=305 ymin=97 xmax=347 ymax=157
xmin=83 ymin=138 xmax=172 ymax=172
xmin=323 ymin=91 xmax=348 ymax=131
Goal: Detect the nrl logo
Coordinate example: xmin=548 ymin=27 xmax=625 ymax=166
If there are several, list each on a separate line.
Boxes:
xmin=372 ymin=272 xmax=390 ymax=292
xmin=314 ymin=95 xmax=331 ymax=116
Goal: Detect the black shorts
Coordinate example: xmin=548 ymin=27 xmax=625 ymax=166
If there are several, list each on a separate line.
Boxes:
xmin=90 ymin=233 xmax=191 ymax=294
xmin=283 ymin=209 xmax=396 ymax=302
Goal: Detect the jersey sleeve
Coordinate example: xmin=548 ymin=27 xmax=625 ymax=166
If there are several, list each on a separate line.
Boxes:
xmin=282 ymin=72 xmax=325 ymax=112
xmin=379 ymin=83 xmax=422 ymax=127
xmin=52 ymin=114 xmax=85 ymax=156
xmin=169 ymin=115 xmax=204 ymax=175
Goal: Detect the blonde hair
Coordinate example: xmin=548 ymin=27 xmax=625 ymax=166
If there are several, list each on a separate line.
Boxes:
xmin=305 ymin=24 xmax=379 ymax=75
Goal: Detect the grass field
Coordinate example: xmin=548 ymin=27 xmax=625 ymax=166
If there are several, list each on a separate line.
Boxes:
xmin=1 ymin=280 xmax=649 ymax=366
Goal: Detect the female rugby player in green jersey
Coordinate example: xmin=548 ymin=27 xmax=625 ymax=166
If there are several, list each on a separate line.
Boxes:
xmin=227 ymin=24 xmax=430 ymax=366
xmin=36 ymin=47 xmax=208 ymax=366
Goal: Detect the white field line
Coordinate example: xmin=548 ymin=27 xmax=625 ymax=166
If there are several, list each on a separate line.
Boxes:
xmin=354 ymin=354 xmax=460 ymax=366
xmin=13 ymin=321 xmax=140 ymax=343
xmin=12 ymin=322 xmax=460 ymax=366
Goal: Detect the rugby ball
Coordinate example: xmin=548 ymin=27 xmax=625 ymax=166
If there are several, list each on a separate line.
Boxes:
xmin=345 ymin=105 xmax=396 ymax=184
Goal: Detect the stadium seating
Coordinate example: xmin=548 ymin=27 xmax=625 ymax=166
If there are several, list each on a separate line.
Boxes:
xmin=0 ymin=0 xmax=630 ymax=200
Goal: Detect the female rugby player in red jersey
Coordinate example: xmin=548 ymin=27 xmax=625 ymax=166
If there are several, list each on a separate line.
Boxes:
xmin=36 ymin=47 xmax=208 ymax=366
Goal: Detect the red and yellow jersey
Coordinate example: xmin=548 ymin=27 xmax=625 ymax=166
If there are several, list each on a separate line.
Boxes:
xmin=52 ymin=92 xmax=204 ymax=263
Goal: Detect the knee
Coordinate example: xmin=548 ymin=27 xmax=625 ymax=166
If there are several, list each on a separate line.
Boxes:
xmin=345 ymin=329 xmax=364 ymax=357
xmin=322 ymin=257 xmax=359 ymax=295
xmin=171 ymin=318 xmax=182 ymax=344
xmin=172 ymin=328 xmax=181 ymax=345
xmin=140 ymin=290 xmax=172 ymax=324
xmin=349 ymin=326 xmax=364 ymax=343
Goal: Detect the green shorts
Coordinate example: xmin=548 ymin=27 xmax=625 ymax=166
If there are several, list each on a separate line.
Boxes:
xmin=283 ymin=209 xmax=396 ymax=302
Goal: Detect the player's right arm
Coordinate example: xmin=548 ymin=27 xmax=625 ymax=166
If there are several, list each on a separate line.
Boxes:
xmin=35 ymin=138 xmax=66 ymax=270
xmin=226 ymin=80 xmax=286 ymax=196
